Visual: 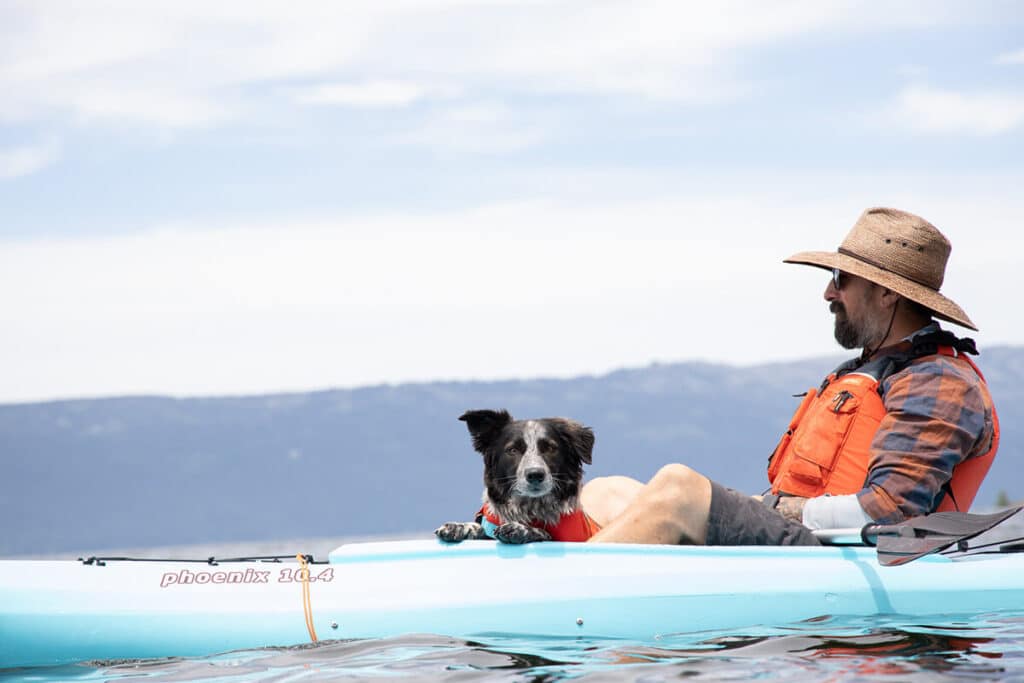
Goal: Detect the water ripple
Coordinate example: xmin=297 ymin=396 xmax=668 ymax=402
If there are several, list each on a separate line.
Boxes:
xmin=7 ymin=613 xmax=1024 ymax=683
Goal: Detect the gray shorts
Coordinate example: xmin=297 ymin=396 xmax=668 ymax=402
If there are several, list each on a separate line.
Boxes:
xmin=705 ymin=481 xmax=820 ymax=546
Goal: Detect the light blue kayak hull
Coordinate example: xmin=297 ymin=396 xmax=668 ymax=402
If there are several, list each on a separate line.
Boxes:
xmin=2 ymin=540 xmax=1023 ymax=668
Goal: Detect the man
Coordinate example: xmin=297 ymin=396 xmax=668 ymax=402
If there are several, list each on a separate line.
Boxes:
xmin=581 ymin=207 xmax=999 ymax=546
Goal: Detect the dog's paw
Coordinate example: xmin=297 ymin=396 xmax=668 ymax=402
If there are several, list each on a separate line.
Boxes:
xmin=494 ymin=522 xmax=551 ymax=544
xmin=435 ymin=522 xmax=484 ymax=543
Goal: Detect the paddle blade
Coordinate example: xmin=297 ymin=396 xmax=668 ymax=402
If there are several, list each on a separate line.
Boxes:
xmin=873 ymin=506 xmax=1023 ymax=567
xmin=876 ymin=534 xmax=964 ymax=566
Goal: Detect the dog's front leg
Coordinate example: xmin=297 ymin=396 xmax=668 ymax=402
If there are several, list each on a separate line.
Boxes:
xmin=435 ymin=521 xmax=488 ymax=543
xmin=494 ymin=522 xmax=551 ymax=544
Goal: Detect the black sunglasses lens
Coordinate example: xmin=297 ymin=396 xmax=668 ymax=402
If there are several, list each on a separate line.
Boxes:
xmin=832 ymin=269 xmax=844 ymax=289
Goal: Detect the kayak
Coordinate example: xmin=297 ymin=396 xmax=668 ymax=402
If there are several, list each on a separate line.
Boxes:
xmin=3 ymin=534 xmax=1024 ymax=669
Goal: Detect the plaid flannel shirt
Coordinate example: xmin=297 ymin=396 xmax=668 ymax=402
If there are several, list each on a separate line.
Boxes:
xmin=854 ymin=330 xmax=997 ymax=524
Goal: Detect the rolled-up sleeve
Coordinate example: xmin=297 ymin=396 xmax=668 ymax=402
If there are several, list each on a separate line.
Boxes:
xmin=855 ymin=359 xmax=991 ymax=524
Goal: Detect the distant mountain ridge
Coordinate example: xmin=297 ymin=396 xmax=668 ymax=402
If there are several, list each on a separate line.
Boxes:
xmin=2 ymin=346 xmax=1022 ymax=555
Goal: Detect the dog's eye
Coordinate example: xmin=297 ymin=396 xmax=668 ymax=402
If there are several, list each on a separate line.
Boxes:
xmin=505 ymin=446 xmax=520 ymax=456
xmin=537 ymin=440 xmax=553 ymax=454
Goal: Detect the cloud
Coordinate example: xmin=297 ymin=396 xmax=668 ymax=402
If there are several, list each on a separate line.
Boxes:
xmin=2 ymin=181 xmax=1021 ymax=402
xmin=995 ymin=48 xmax=1024 ymax=65
xmin=0 ymin=140 xmax=60 ymax=180
xmin=0 ymin=1 xmax=366 ymax=127
xmin=888 ymin=85 xmax=1024 ymax=135
xmin=0 ymin=0 xmax=984 ymax=129
xmin=65 ymin=86 xmax=234 ymax=128
xmin=291 ymin=81 xmax=433 ymax=108
xmin=395 ymin=103 xmax=554 ymax=154
xmin=0 ymin=197 xmax=809 ymax=400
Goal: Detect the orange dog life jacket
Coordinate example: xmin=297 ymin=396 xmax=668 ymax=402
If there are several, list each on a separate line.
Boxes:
xmin=478 ymin=503 xmax=602 ymax=541
xmin=767 ymin=334 xmax=998 ymax=512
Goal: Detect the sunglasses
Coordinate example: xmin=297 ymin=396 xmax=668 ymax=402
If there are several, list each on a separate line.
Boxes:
xmin=831 ymin=268 xmax=848 ymax=290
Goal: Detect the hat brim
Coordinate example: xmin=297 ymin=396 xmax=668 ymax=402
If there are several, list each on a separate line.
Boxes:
xmin=784 ymin=250 xmax=978 ymax=331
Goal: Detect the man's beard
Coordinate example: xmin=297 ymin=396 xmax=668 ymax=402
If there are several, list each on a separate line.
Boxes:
xmin=831 ymin=302 xmax=887 ymax=350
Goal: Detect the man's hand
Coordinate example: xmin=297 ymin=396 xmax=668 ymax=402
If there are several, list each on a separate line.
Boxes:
xmin=775 ymin=496 xmax=808 ymax=523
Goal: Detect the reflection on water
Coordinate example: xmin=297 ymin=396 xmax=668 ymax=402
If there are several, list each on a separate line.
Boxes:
xmin=608 ymin=627 xmax=1009 ymax=681
xmin=7 ymin=613 xmax=1023 ymax=682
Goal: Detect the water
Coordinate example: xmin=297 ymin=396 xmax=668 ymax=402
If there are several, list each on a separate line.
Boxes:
xmin=6 ymin=528 xmax=1024 ymax=682
xmin=6 ymin=615 xmax=1024 ymax=682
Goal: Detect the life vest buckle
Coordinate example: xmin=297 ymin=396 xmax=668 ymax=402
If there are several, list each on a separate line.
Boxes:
xmin=831 ymin=390 xmax=853 ymax=413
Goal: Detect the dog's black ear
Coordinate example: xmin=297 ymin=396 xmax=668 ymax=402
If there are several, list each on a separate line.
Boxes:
xmin=549 ymin=418 xmax=595 ymax=465
xmin=459 ymin=409 xmax=513 ymax=453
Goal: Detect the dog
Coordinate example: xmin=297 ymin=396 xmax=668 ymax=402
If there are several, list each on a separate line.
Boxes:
xmin=435 ymin=409 xmax=599 ymax=544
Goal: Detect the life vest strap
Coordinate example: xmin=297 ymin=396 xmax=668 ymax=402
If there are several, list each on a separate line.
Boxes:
xmin=477 ymin=503 xmax=602 ymax=542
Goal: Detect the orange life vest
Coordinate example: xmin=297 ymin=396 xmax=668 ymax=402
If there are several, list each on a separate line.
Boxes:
xmin=767 ymin=334 xmax=999 ymax=512
xmin=478 ymin=503 xmax=603 ymax=542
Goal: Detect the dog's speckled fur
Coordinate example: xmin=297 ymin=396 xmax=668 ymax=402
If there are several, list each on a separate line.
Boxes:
xmin=435 ymin=409 xmax=595 ymax=544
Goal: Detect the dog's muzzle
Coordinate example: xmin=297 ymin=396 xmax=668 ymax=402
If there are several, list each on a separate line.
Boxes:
xmin=515 ymin=466 xmax=552 ymax=497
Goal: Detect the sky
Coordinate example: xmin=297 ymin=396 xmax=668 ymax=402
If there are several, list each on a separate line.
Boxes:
xmin=1 ymin=1 xmax=1022 ymax=403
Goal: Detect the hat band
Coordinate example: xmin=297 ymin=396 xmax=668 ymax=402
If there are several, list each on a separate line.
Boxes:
xmin=836 ymin=246 xmax=939 ymax=291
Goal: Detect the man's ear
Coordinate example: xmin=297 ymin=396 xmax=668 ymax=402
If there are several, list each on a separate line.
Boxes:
xmin=878 ymin=287 xmax=901 ymax=309
xmin=459 ymin=410 xmax=513 ymax=454
xmin=548 ymin=418 xmax=595 ymax=465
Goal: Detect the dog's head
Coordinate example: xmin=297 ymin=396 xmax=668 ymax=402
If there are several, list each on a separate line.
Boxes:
xmin=459 ymin=409 xmax=594 ymax=506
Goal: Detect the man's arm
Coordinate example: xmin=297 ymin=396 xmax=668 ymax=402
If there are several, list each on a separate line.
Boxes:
xmin=775 ymin=496 xmax=807 ymax=523
xmin=855 ymin=359 xmax=992 ymax=524
xmin=801 ymin=493 xmax=873 ymax=529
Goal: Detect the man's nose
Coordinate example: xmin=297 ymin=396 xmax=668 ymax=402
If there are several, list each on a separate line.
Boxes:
xmin=824 ymin=279 xmax=839 ymax=302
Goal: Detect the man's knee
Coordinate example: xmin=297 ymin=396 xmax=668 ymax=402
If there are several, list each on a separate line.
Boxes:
xmin=583 ymin=475 xmax=642 ymax=497
xmin=581 ymin=476 xmax=644 ymax=526
xmin=643 ymin=464 xmax=712 ymax=543
xmin=648 ymin=463 xmax=704 ymax=499
xmin=585 ymin=465 xmax=712 ymax=544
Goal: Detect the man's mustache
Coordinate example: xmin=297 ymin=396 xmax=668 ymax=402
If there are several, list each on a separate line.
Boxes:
xmin=830 ymin=302 xmax=845 ymax=315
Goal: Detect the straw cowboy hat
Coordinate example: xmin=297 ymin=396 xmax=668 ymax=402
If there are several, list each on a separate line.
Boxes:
xmin=784 ymin=207 xmax=977 ymax=331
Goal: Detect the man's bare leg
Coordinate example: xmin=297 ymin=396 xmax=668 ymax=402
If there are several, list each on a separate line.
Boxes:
xmin=580 ymin=475 xmax=645 ymax=526
xmin=582 ymin=464 xmax=713 ymax=545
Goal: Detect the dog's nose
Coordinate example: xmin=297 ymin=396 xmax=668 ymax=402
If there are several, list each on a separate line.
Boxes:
xmin=524 ymin=468 xmax=547 ymax=484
